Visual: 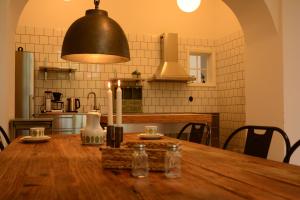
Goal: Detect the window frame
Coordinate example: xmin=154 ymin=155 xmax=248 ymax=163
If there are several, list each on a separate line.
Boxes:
xmin=187 ymin=47 xmax=216 ymax=87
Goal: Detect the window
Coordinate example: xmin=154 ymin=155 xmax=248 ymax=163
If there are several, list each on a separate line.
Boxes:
xmin=188 ymin=48 xmax=216 ymax=86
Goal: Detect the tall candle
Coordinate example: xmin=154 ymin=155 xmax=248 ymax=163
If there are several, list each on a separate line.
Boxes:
xmin=116 ymin=80 xmax=122 ymax=126
xmin=107 ymin=82 xmax=113 ymax=126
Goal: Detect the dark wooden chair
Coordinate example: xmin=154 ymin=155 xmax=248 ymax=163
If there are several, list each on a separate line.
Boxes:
xmin=284 ymin=139 xmax=300 ymax=163
xmin=223 ymin=125 xmax=291 ymax=162
xmin=0 ymin=126 xmax=11 ymax=150
xmin=177 ymin=123 xmax=211 ymax=145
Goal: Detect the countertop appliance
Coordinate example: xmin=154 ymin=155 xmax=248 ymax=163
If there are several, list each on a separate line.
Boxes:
xmin=149 ymin=33 xmax=196 ymax=82
xmin=53 ymin=92 xmax=63 ymax=101
xmin=67 ymin=98 xmax=80 ymax=112
xmin=52 ymin=92 xmax=64 ymax=111
xmin=15 ymin=47 xmax=34 ymax=118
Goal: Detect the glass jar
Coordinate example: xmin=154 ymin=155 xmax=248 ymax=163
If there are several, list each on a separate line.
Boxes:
xmin=132 ymin=144 xmax=149 ymax=178
xmin=165 ymin=144 xmax=181 ymax=178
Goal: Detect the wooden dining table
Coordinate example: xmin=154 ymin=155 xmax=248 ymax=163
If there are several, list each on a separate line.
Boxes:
xmin=0 ymin=134 xmax=299 ymax=200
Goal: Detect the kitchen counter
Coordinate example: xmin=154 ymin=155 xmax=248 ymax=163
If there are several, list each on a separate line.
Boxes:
xmin=36 ymin=113 xmax=86 ymax=134
xmin=100 ymin=113 xmax=216 ymax=123
xmin=10 ymin=118 xmax=53 ymax=139
xmin=36 ymin=112 xmax=219 ymax=147
xmin=101 ymin=113 xmax=219 ymax=147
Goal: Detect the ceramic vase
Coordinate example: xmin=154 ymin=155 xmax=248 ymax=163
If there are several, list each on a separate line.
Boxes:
xmin=83 ymin=111 xmax=106 ymax=144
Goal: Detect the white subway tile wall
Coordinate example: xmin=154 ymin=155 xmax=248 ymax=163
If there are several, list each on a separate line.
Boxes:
xmin=15 ymin=26 xmax=245 ymax=147
xmin=216 ymin=31 xmax=246 ymax=150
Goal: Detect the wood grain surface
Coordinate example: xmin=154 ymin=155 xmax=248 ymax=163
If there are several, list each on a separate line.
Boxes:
xmin=0 ymin=134 xmax=299 ymax=200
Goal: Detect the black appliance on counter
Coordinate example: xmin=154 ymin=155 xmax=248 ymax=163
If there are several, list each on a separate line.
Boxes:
xmin=51 ymin=92 xmax=64 ymax=111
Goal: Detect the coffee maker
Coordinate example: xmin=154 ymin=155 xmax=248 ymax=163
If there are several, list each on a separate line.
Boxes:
xmin=52 ymin=92 xmax=64 ymax=111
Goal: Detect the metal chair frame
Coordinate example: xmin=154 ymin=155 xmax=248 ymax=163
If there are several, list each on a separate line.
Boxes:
xmin=223 ymin=125 xmax=291 ymax=162
xmin=177 ymin=123 xmax=211 ymax=145
xmin=0 ymin=126 xmax=11 ymax=150
xmin=284 ymin=139 xmax=300 ymax=163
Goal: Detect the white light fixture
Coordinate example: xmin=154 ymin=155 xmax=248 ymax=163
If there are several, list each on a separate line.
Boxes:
xmin=177 ymin=0 xmax=202 ymax=13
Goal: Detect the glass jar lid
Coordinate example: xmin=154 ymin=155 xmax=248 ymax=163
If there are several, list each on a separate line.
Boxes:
xmin=168 ymin=144 xmax=179 ymax=151
xmin=134 ymin=144 xmax=146 ymax=149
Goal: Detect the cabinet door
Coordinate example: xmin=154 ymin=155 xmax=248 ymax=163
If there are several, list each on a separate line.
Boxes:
xmin=37 ymin=114 xmax=87 ymax=134
xmin=53 ymin=115 xmax=72 ymax=129
xmin=52 ymin=115 xmax=82 ymax=133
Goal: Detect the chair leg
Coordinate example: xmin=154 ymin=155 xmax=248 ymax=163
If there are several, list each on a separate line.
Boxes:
xmin=0 ymin=141 xmax=4 ymax=151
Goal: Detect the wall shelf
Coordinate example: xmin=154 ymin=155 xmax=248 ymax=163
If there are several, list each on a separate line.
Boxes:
xmin=109 ymin=78 xmax=145 ymax=82
xmin=39 ymin=67 xmax=77 ymax=80
xmin=110 ymin=78 xmax=145 ymax=87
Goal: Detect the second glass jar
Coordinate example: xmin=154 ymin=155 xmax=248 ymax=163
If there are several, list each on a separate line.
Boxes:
xmin=132 ymin=144 xmax=149 ymax=178
xmin=165 ymin=144 xmax=181 ymax=178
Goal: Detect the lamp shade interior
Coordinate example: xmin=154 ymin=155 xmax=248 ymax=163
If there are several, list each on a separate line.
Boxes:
xmin=62 ymin=54 xmax=129 ymax=64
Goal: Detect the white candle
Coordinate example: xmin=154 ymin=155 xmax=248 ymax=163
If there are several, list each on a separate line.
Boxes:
xmin=107 ymin=82 xmax=113 ymax=126
xmin=116 ymin=80 xmax=122 ymax=126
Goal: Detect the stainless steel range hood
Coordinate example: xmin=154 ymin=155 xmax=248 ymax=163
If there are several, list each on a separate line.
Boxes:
xmin=148 ymin=33 xmax=196 ymax=82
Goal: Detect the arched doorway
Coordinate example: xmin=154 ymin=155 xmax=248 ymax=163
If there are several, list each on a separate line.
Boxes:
xmin=223 ymin=0 xmax=284 ymax=161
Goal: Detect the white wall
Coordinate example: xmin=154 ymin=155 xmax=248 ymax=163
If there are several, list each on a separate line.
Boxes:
xmin=264 ymin=0 xmax=281 ymax=32
xmin=0 ymin=0 xmax=27 ymax=142
xmin=0 ymin=1 xmax=10 ymax=139
xmin=224 ymin=0 xmax=285 ymax=161
xmin=282 ymin=0 xmax=300 ymax=165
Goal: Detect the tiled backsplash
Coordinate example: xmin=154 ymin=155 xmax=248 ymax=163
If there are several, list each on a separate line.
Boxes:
xmin=15 ymin=26 xmax=245 ymax=147
xmin=216 ymin=32 xmax=246 ymax=150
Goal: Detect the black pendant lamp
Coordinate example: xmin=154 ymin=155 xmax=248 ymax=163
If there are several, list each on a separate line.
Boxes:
xmin=61 ymin=0 xmax=130 ymax=64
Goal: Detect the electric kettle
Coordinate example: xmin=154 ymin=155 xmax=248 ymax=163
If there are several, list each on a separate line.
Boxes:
xmin=67 ymin=98 xmax=80 ymax=112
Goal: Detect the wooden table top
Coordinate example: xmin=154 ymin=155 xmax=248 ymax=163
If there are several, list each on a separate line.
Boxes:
xmin=0 ymin=134 xmax=300 ymax=200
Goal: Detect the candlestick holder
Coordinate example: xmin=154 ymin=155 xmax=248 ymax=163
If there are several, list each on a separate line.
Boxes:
xmin=114 ymin=126 xmax=123 ymax=148
xmin=106 ymin=125 xmax=114 ymax=147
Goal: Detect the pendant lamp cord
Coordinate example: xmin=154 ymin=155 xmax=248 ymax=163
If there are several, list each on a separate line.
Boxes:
xmin=94 ymin=0 xmax=100 ymax=9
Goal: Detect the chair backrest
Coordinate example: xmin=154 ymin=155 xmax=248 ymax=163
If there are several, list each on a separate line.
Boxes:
xmin=223 ymin=125 xmax=291 ymax=162
xmin=284 ymin=139 xmax=300 ymax=163
xmin=177 ymin=123 xmax=211 ymax=145
xmin=0 ymin=126 xmax=10 ymax=145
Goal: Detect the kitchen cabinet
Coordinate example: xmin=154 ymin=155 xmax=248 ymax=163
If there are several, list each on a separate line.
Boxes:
xmin=37 ymin=113 xmax=86 ymax=134
xmin=10 ymin=118 xmax=53 ymax=139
